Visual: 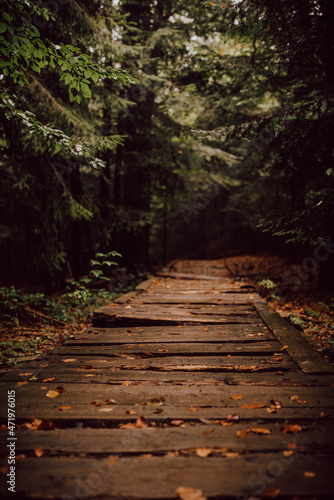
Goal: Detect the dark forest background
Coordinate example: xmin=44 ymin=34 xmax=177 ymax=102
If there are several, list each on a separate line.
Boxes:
xmin=1 ymin=0 xmax=334 ymax=291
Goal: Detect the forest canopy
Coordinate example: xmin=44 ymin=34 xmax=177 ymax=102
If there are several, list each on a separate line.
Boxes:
xmin=0 ymin=0 xmax=333 ymax=289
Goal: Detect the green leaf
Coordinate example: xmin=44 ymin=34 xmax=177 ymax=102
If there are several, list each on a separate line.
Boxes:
xmin=90 ymin=269 xmax=103 ymax=278
xmin=80 ymin=82 xmax=92 ymax=98
xmin=0 ymin=22 xmax=7 ymax=34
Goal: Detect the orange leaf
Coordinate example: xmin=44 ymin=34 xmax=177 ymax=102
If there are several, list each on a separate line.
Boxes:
xmin=59 ymin=406 xmax=71 ymax=411
xmin=43 ymin=377 xmax=55 ymax=382
xmin=135 ymin=416 xmax=148 ymax=429
xmin=202 ymin=429 xmax=214 ymax=437
xmin=46 ymin=390 xmax=59 ymax=398
xmin=175 ymin=486 xmax=207 ymax=500
xmin=196 ymin=447 xmax=213 ymax=457
xmin=248 ymin=427 xmax=271 ymax=435
xmin=236 ymin=430 xmax=249 ymax=438
xmin=221 ymin=421 xmax=234 ymax=427
xmin=34 ymin=448 xmax=44 ymax=458
xmin=304 ymin=471 xmax=316 ymax=478
xmin=264 ymin=488 xmax=281 ymax=498
xmin=170 ymin=420 xmax=184 ymax=426
xmin=289 ymin=395 xmax=299 ymax=400
xmin=230 ymin=395 xmax=245 ymax=400
xmin=17 ymin=381 xmax=27 ymax=386
xmin=282 ymin=424 xmax=302 ymax=434
xmin=187 ymin=406 xmax=199 ymax=412
xmin=122 ymin=381 xmax=132 ymax=386
xmin=241 ymin=403 xmax=266 ymax=409
xmin=126 ymin=410 xmax=137 ymax=415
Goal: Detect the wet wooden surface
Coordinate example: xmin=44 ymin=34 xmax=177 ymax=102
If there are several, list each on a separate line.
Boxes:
xmin=1 ymin=259 xmax=334 ymax=499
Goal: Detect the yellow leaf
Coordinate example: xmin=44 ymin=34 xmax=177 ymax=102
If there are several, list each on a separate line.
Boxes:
xmin=175 ymin=486 xmax=207 ymax=500
xmin=248 ymin=427 xmax=271 ymax=435
xmin=241 ymin=403 xmax=266 ymax=409
xmin=304 ymin=471 xmax=316 ymax=478
xmin=46 ymin=390 xmax=59 ymax=398
xmin=196 ymin=448 xmax=213 ymax=457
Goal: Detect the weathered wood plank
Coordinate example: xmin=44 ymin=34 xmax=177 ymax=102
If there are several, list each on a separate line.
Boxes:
xmin=50 ymin=341 xmax=282 ymax=357
xmin=24 ymin=354 xmax=296 ymax=372
xmin=6 ymin=423 xmax=334 ymax=454
xmin=93 ymin=303 xmax=259 ymax=327
xmin=8 ymin=383 xmax=333 ymax=407
xmin=130 ymin=293 xmax=261 ymax=304
xmin=2 ymin=456 xmax=334 ymax=499
xmin=2 ymin=402 xmax=331 ymax=422
xmin=254 ymin=302 xmax=334 ymax=374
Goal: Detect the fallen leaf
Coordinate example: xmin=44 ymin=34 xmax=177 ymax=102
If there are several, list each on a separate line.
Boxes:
xmin=107 ymin=457 xmax=118 ymax=466
xmin=40 ymin=386 xmax=47 ymax=390
xmin=230 ymin=395 xmax=245 ymax=400
xmin=271 ymin=399 xmax=282 ymax=409
xmin=221 ymin=421 xmax=234 ymax=427
xmin=56 ymin=386 xmax=65 ymax=393
xmin=226 ymin=413 xmax=240 ymax=422
xmin=158 ymin=349 xmax=169 ymax=352
xmin=297 ymin=400 xmax=307 ymax=404
xmin=46 ymin=390 xmax=59 ymax=399
xmin=98 ymin=408 xmax=114 ymax=413
xmin=282 ymin=424 xmax=303 ymax=434
xmin=135 ymin=416 xmax=148 ymax=429
xmin=304 ymin=471 xmax=316 ymax=478
xmin=267 ymin=408 xmax=276 ymax=414
xmin=264 ymin=488 xmax=280 ymax=498
xmin=34 ymin=448 xmax=44 ymax=458
xmin=122 ymin=381 xmax=132 ymax=386
xmin=0 ymin=466 xmax=9 ymax=474
xmin=19 ymin=373 xmax=33 ymax=376
xmin=274 ymin=371 xmax=283 ymax=375
xmin=170 ymin=420 xmax=184 ymax=426
xmin=227 ymin=354 xmax=232 ymax=359
xmin=126 ymin=410 xmax=137 ymax=415
xmin=61 ymin=358 xmax=77 ymax=363
xmin=248 ymin=427 xmax=271 ymax=435
xmin=236 ymin=430 xmax=249 ymax=438
xmin=273 ymin=356 xmax=283 ymax=361
xmin=196 ymin=448 xmax=213 ymax=457
xmin=28 ymin=375 xmax=38 ymax=381
xmin=288 ymin=442 xmax=297 ymax=449
xmin=241 ymin=403 xmax=266 ymax=409
xmin=17 ymin=381 xmax=27 ymax=386
xmin=319 ymin=411 xmax=330 ymax=418
xmin=289 ymin=395 xmax=299 ymax=400
xmin=202 ymin=429 xmax=214 ymax=437
xmin=43 ymin=377 xmax=55 ymax=382
xmin=281 ymin=345 xmax=289 ymax=350
xmin=283 ymin=450 xmax=294 ymax=457
xmin=187 ymin=406 xmax=199 ymax=412
xmin=59 ymin=406 xmax=71 ymax=411
xmin=141 ymin=453 xmax=153 ymax=458
xmin=175 ymin=486 xmax=207 ymax=500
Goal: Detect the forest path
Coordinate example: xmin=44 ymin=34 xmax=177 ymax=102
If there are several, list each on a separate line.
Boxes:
xmin=1 ymin=259 xmax=334 ymax=499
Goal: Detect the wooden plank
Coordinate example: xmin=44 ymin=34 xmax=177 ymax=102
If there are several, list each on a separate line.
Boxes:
xmin=51 ymin=341 xmax=282 ymax=357
xmin=2 ymin=456 xmax=334 ymax=499
xmin=130 ymin=293 xmax=261 ymax=304
xmin=2 ymin=402 xmax=331 ymax=422
xmin=155 ymin=272 xmax=224 ymax=280
xmin=254 ymin=302 xmax=334 ymax=374
xmin=9 ymin=382 xmax=333 ymax=407
xmin=70 ymin=324 xmax=272 ymax=344
xmin=93 ymin=304 xmax=259 ymax=327
xmin=7 ymin=423 xmax=334 ymax=454
xmin=24 ymin=354 xmax=296 ymax=372
xmin=135 ymin=276 xmax=157 ymax=291
xmin=5 ymin=370 xmax=332 ymax=387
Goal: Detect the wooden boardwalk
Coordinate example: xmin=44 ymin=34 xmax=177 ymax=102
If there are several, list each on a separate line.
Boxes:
xmin=1 ymin=259 xmax=334 ymax=499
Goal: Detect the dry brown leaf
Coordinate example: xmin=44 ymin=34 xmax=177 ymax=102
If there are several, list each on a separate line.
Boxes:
xmin=175 ymin=486 xmax=207 ymax=500
xmin=221 ymin=421 xmax=234 ymax=427
xmin=170 ymin=420 xmax=184 ymax=426
xmin=19 ymin=373 xmax=33 ymax=376
xmin=282 ymin=424 xmax=303 ymax=434
xmin=141 ymin=453 xmax=153 ymax=458
xmin=304 ymin=471 xmax=316 ymax=478
xmin=273 ymin=356 xmax=283 ymax=361
xmin=283 ymin=450 xmax=294 ymax=457
xmin=271 ymin=399 xmax=282 ymax=409
xmin=158 ymin=349 xmax=169 ymax=352
xmin=61 ymin=358 xmax=77 ymax=363
xmin=43 ymin=377 xmax=55 ymax=382
xmin=281 ymin=345 xmax=289 ymax=350
xmin=59 ymin=406 xmax=71 ymax=411
xmin=248 ymin=427 xmax=271 ymax=435
xmin=187 ymin=406 xmax=199 ymax=412
xmin=288 ymin=442 xmax=297 ymax=449
xmin=122 ymin=381 xmax=132 ymax=386
xmin=289 ymin=395 xmax=299 ymax=400
xmin=319 ymin=411 xmax=330 ymax=418
xmin=236 ymin=430 xmax=249 ymax=438
xmin=126 ymin=410 xmax=137 ymax=415
xmin=34 ymin=448 xmax=44 ymax=458
xmin=226 ymin=413 xmax=240 ymax=422
xmin=230 ymin=394 xmax=245 ymax=400
xmin=241 ymin=403 xmax=266 ymax=409
xmin=135 ymin=416 xmax=148 ymax=429
xmin=202 ymin=429 xmax=214 ymax=437
xmin=264 ymin=488 xmax=281 ymax=498
xmin=267 ymin=408 xmax=276 ymax=414
xmin=297 ymin=400 xmax=307 ymax=405
xmin=46 ymin=390 xmax=59 ymax=399
xmin=196 ymin=447 xmax=213 ymax=457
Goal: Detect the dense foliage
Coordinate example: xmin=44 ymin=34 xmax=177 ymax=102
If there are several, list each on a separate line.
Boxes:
xmin=0 ymin=0 xmax=333 ymax=289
